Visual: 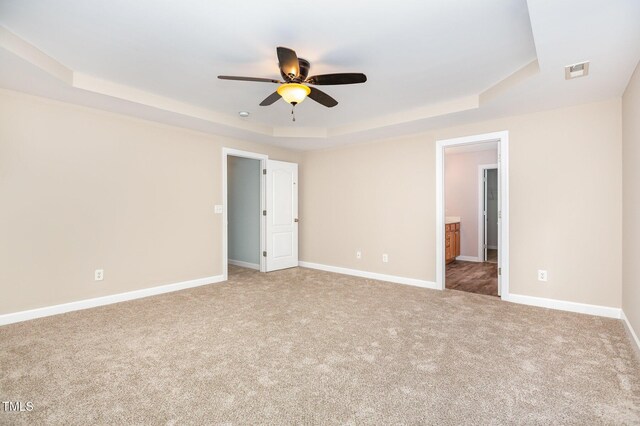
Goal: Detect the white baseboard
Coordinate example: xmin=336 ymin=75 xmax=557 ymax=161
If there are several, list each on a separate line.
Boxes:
xmin=299 ymin=261 xmax=438 ymax=290
xmin=0 ymin=275 xmax=225 ymax=326
xmin=622 ymin=310 xmax=640 ymax=352
xmin=228 ymin=259 xmax=260 ymax=270
xmin=456 ymin=256 xmax=481 ymax=262
xmin=505 ymin=293 xmax=621 ymax=319
xmin=298 ymin=262 xmax=622 ymax=320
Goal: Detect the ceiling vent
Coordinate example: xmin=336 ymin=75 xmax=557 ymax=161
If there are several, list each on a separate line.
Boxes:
xmin=565 ymin=61 xmax=589 ymax=80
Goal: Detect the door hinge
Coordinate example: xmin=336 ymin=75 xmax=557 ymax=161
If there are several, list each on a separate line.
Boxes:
xmin=263 ymin=251 xmax=267 ymax=257
xmin=263 ymin=169 xmax=267 ymax=175
xmin=498 ymin=267 xmax=502 ymax=276
xmin=498 ymin=211 xmax=502 ymax=219
xmin=263 ymin=210 xmax=266 ymax=216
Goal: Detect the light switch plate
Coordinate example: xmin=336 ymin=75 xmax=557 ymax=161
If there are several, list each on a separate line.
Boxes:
xmin=214 ymin=205 xmax=223 ymax=214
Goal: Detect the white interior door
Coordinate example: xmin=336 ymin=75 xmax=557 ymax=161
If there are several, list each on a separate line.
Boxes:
xmin=265 ymin=160 xmax=298 ymax=272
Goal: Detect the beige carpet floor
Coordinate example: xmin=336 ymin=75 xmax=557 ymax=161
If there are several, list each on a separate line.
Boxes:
xmin=1 ymin=265 xmax=639 ymax=425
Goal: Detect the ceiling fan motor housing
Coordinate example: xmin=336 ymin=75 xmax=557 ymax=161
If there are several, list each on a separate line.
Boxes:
xmin=280 ymin=58 xmax=310 ymax=82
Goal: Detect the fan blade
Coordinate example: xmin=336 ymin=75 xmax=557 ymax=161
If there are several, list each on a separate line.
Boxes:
xmin=218 ymin=75 xmax=281 ymax=83
xmin=306 ymin=73 xmax=367 ymax=85
xmin=308 ymin=87 xmax=338 ymax=108
xmin=259 ymin=91 xmax=281 ymax=106
xmin=277 ymin=47 xmax=300 ymax=80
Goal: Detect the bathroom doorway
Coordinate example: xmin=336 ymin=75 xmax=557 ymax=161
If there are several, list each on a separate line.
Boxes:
xmin=435 ymin=131 xmax=510 ymax=299
xmin=480 ymin=166 xmax=499 ymax=264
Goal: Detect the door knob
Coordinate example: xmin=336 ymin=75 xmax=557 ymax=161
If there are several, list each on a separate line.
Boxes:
xmin=294 ymin=218 xmax=299 ymax=223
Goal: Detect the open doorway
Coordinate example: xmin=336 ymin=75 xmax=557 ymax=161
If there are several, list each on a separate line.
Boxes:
xmin=435 ymin=131 xmax=510 ymax=300
xmin=227 ymin=155 xmax=262 ymax=273
xmin=443 ymin=144 xmax=498 ymax=296
xmin=222 ymin=148 xmax=267 ymax=279
xmin=222 ymin=148 xmax=299 ymax=280
xmin=480 ymin=167 xmax=499 ymax=264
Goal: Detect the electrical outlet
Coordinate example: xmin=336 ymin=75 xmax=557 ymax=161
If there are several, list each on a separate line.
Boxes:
xmin=537 ymin=269 xmax=548 ymax=282
xmin=356 ymin=250 xmax=362 ymax=259
xmin=382 ymin=254 xmax=389 ymax=263
xmin=94 ymin=269 xmax=104 ymax=281
xmin=214 ymin=205 xmax=223 ymax=214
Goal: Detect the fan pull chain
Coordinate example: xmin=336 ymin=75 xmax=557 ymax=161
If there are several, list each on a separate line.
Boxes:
xmin=291 ymin=104 xmax=296 ymax=122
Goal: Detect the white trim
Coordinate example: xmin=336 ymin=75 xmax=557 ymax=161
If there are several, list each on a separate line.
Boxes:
xmin=477 ymin=163 xmax=498 ymax=262
xmin=228 ymin=259 xmax=260 ymax=270
xmin=299 ymin=263 xmax=621 ymax=321
xmin=436 ymin=131 xmax=510 ymax=299
xmin=505 ymin=293 xmax=621 ymax=319
xmin=0 ymin=275 xmax=224 ymax=326
xmin=622 ymin=311 xmax=640 ymax=351
xmin=222 ymin=148 xmax=268 ymax=280
xmin=456 ymin=256 xmax=482 ymax=262
xmin=299 ymin=261 xmax=438 ymax=290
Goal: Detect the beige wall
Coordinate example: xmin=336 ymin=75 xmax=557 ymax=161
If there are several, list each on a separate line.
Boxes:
xmin=623 ymin=61 xmax=640 ymax=335
xmin=301 ymin=99 xmax=622 ymax=308
xmin=445 ymin=149 xmax=498 ymax=258
xmin=0 ymin=88 xmax=626 ymax=316
xmin=0 ymin=89 xmax=301 ymax=315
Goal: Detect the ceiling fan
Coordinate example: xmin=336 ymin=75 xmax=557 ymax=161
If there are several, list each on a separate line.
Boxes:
xmin=218 ymin=46 xmax=367 ymax=120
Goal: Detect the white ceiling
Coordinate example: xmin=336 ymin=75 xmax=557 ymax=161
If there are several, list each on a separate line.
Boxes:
xmin=1 ymin=0 xmax=639 ymax=150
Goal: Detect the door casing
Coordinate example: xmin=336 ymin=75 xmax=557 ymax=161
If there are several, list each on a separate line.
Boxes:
xmin=435 ymin=131 xmax=510 ymax=300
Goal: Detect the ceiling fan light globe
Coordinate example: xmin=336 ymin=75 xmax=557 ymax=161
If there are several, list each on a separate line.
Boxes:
xmin=277 ymin=83 xmax=311 ymax=104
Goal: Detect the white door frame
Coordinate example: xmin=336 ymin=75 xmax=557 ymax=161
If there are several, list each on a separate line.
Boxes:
xmin=435 ymin=131 xmax=510 ymax=299
xmin=478 ymin=164 xmax=498 ymax=262
xmin=222 ymin=148 xmax=268 ymax=281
